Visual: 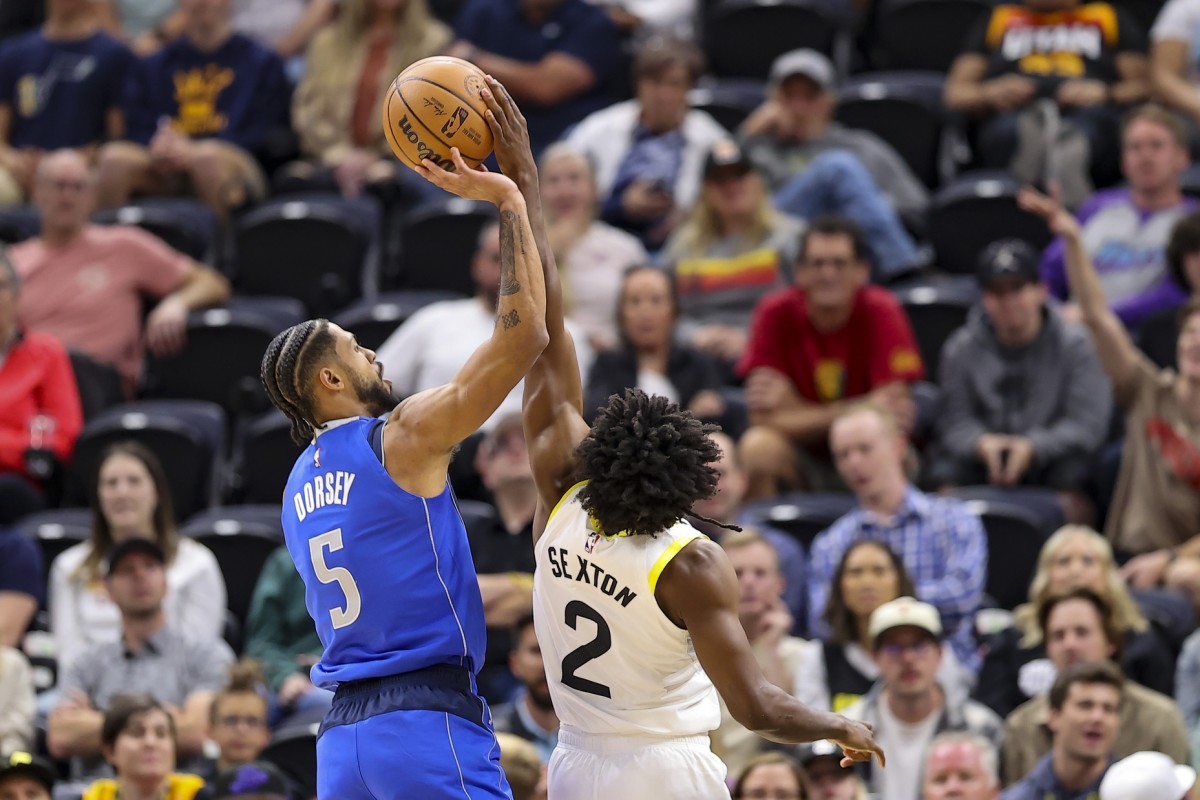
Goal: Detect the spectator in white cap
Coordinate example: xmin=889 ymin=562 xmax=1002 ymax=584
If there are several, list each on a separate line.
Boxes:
xmin=923 ymin=732 xmax=1002 ymax=800
xmin=841 ymin=597 xmax=1003 ymax=800
xmin=738 ymin=49 xmax=926 ymax=279
xmin=1099 ymin=751 xmax=1195 ymax=800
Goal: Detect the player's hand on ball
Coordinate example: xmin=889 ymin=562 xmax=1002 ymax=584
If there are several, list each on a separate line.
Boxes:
xmin=833 ymin=719 xmax=885 ymax=768
xmin=416 ymin=146 xmax=519 ymax=205
xmin=481 ymin=76 xmax=534 ymax=180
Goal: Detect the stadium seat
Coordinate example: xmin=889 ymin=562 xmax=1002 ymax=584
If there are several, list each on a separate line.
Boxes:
xmin=91 ymin=198 xmax=217 ymax=262
xmin=69 ymin=350 xmax=124 ymax=423
xmin=13 ymin=508 xmax=91 ymax=589
xmin=65 ymin=400 xmax=226 ymax=520
xmin=384 ymin=198 xmax=495 ymax=296
xmin=704 ymin=0 xmax=846 ymax=80
xmin=688 ymin=78 xmax=767 ymax=133
xmin=961 ymin=497 xmax=1050 ymax=611
xmin=260 ymin=724 xmax=318 ymax=799
xmin=333 ymin=290 xmax=465 ymax=351
xmin=873 ymin=0 xmax=995 ymax=73
xmin=231 ymin=194 xmax=379 ymax=318
xmin=144 ymin=301 xmax=305 ymax=416
xmin=895 ymin=282 xmax=976 ymax=377
xmin=232 ymin=410 xmax=304 ymax=505
xmin=928 ymin=172 xmax=1053 ymax=274
xmin=835 ymin=72 xmax=949 ymax=189
xmin=456 ymin=498 xmax=499 ymax=539
xmin=910 ymin=380 xmax=943 ymax=448
xmin=179 ymin=505 xmax=284 ymax=631
xmin=740 ymin=492 xmax=858 ymax=549
xmin=0 ymin=205 xmax=39 ymax=244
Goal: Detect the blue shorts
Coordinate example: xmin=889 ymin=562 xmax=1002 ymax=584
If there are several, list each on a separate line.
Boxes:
xmin=317 ymin=666 xmax=512 ymax=799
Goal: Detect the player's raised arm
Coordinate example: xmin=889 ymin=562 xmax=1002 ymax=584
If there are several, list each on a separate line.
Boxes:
xmin=384 ymin=149 xmax=548 ymax=478
xmin=482 ymin=77 xmax=590 ymax=526
xmin=657 ymin=538 xmax=886 ymax=767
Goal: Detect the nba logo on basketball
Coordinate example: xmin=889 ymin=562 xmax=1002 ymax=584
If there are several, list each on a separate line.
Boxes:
xmin=585 ymin=531 xmax=602 ymax=553
xmin=441 ymin=107 xmax=469 ymax=138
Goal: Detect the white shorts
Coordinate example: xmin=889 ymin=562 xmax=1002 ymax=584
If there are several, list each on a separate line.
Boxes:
xmin=548 ymin=727 xmax=730 ymax=799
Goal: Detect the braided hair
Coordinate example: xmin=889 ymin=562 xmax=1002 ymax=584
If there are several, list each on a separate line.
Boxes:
xmin=260 ymin=319 xmax=340 ymax=445
xmin=575 ymin=388 xmax=734 ymax=537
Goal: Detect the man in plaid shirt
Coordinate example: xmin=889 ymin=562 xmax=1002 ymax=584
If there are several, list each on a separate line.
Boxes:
xmin=807 ymin=403 xmax=987 ymax=672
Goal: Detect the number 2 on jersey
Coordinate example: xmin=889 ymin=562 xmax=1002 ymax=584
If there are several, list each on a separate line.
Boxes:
xmin=309 ymin=529 xmax=362 ymax=629
xmin=561 ymin=600 xmax=612 ymax=698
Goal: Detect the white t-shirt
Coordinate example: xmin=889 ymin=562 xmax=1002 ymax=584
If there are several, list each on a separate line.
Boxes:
xmin=1153 ymin=0 xmax=1200 ymax=76
xmin=373 ymin=297 xmax=594 ymax=431
xmin=875 ymin=700 xmax=942 ymax=800
xmin=561 ymin=222 xmax=646 ymax=350
xmin=231 ymin=0 xmax=310 ymax=48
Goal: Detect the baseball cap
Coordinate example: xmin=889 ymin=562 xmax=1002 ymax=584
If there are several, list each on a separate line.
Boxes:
xmin=1100 ymin=752 xmax=1196 ymax=800
xmin=210 ymin=761 xmax=293 ymax=799
xmin=703 ymin=139 xmax=753 ymax=180
xmin=104 ymin=537 xmax=165 ymax=577
xmin=797 ymin=739 xmax=845 ymax=766
xmin=0 ymin=751 xmax=56 ymax=791
xmin=868 ymin=596 xmax=943 ymax=644
xmin=769 ymin=49 xmax=835 ymax=90
xmin=977 ymin=239 xmax=1040 ymax=289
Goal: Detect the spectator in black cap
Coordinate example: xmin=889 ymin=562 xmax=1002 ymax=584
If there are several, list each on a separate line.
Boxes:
xmin=200 ymin=761 xmax=292 ymax=800
xmin=0 ymin=751 xmax=55 ymax=800
xmin=931 ymin=238 xmax=1113 ymax=524
xmin=796 ymin=741 xmax=869 ymax=800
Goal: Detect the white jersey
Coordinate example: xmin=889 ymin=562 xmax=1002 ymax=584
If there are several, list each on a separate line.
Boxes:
xmin=533 ymin=481 xmax=721 ymax=738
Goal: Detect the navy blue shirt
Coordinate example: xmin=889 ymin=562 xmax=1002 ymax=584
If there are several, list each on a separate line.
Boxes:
xmin=122 ymin=32 xmax=289 ymax=152
xmin=454 ymin=0 xmax=619 ymax=155
xmin=0 ymin=528 xmax=44 ymax=606
xmin=1000 ymin=754 xmax=1112 ymax=800
xmin=0 ymin=30 xmax=133 ymax=148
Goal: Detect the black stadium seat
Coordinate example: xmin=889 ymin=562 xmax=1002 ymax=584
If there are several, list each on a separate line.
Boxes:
xmin=704 ymin=0 xmax=845 ymax=80
xmin=0 ymin=206 xmax=39 ymax=244
xmin=873 ymin=0 xmax=995 ymax=73
xmin=384 ymin=198 xmax=495 ymax=296
xmin=66 ymin=400 xmax=226 ymax=520
xmin=179 ymin=505 xmax=284 ymax=631
xmin=928 ymin=171 xmax=1053 ymax=274
xmin=13 ymin=508 xmax=92 ymax=589
xmin=92 ymin=198 xmax=217 ymax=262
xmin=333 ymin=290 xmax=465 ymax=351
xmin=688 ymin=78 xmax=767 ymax=133
xmin=232 ymin=410 xmax=304 ymax=505
xmin=961 ymin=497 xmax=1050 ymax=611
xmin=740 ymin=492 xmax=858 ymax=549
xmin=69 ymin=350 xmax=124 ymax=423
xmin=895 ymin=282 xmax=976 ymax=377
xmin=231 ymin=195 xmax=379 ymax=318
xmin=260 ymin=724 xmax=318 ymax=798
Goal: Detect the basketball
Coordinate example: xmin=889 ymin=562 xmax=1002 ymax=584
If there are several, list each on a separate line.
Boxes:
xmin=382 ymin=56 xmax=494 ymax=173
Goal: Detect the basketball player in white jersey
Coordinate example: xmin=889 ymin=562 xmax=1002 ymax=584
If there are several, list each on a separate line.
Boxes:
xmin=477 ymin=78 xmax=885 ymax=799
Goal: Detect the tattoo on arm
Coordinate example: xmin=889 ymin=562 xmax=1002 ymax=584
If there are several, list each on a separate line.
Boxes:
xmin=499 ymin=210 xmax=522 ymax=297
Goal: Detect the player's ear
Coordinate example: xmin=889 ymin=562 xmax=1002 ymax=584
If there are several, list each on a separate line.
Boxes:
xmin=318 ymin=365 xmax=344 ymax=392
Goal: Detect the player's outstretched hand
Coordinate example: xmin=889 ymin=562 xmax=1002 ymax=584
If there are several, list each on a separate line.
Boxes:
xmin=481 ymin=76 xmax=535 ymax=182
xmin=832 ymin=718 xmax=885 ymax=768
xmin=416 ymin=147 xmax=519 ymax=206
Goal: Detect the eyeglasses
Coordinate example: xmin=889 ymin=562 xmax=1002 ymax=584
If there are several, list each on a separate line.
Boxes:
xmin=878 ymin=639 xmax=936 ymax=659
xmin=739 ymin=791 xmax=804 ymax=800
xmin=216 ymin=715 xmax=267 ymax=729
xmin=800 ymin=256 xmax=856 ymax=271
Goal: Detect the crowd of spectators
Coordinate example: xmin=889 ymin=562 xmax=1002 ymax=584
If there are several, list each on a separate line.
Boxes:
xmin=5 ymin=0 xmax=1200 ymax=798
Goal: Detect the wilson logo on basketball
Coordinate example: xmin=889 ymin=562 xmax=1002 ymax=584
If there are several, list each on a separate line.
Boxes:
xmin=441 ymin=107 xmax=469 ymax=138
xmin=396 ymin=113 xmax=455 ymax=171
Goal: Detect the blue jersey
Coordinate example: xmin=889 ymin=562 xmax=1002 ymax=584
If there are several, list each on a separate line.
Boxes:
xmin=281 ymin=417 xmax=487 ymax=689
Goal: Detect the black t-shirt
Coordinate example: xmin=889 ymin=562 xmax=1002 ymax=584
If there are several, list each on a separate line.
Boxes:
xmin=964 ymin=2 xmax=1146 ymax=88
xmin=465 ymin=509 xmax=536 ymax=670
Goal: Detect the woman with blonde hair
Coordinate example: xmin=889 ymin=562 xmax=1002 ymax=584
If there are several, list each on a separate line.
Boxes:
xmin=540 ymin=143 xmax=647 ymax=352
xmin=661 ymin=139 xmax=804 ymax=365
xmin=48 ymin=441 xmax=226 ymax=670
xmin=288 ymin=0 xmax=451 ymax=199
xmin=974 ymin=524 xmax=1173 ymax=716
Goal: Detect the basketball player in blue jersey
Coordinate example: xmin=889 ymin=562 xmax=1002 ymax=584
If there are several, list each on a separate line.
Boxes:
xmin=473 ymin=80 xmax=887 ymax=798
xmin=257 ymin=122 xmax=549 ymax=796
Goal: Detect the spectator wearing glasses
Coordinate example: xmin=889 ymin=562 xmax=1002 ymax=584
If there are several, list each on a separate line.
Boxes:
xmin=732 ymin=752 xmax=810 ymax=800
xmin=195 ymin=660 xmax=270 ymax=783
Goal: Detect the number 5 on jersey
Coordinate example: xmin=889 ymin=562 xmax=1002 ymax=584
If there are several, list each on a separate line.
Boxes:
xmin=309 ymin=529 xmax=362 ymax=629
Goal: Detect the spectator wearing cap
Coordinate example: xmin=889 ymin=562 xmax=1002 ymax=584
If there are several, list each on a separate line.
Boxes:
xmin=661 ymin=139 xmax=805 ymax=366
xmin=799 ymin=740 xmax=870 ymax=800
xmin=931 ymin=238 xmax=1113 ymax=520
xmin=923 ymin=732 xmax=1002 ymax=800
xmin=736 ymin=217 xmax=926 ymax=498
xmin=999 ymin=661 xmax=1123 ymax=797
xmin=565 ymin=35 xmax=728 ymax=250
xmin=738 ymin=49 xmax=922 ymax=280
xmin=807 ymin=404 xmax=987 ymax=672
xmin=1139 ymin=211 xmax=1200 ymax=370
xmin=741 ymin=49 xmax=929 ymax=219
xmin=1100 ymin=751 xmax=1195 ymax=800
xmin=0 ymin=241 xmax=83 ymax=526
xmin=0 ymin=751 xmax=56 ymax=800
xmin=47 ymin=537 xmax=234 ymax=777
xmin=840 ymin=597 xmax=1003 ymax=800
xmin=1039 ymin=105 xmax=1195 ymax=330
xmin=1001 ymin=588 xmax=1188 ymax=783
xmin=0 ymin=646 xmax=33 ymax=755
xmin=198 ymin=761 xmax=292 ymax=800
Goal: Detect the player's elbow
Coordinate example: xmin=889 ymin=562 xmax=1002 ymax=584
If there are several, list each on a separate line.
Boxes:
xmin=728 ymin=693 xmax=774 ymax=735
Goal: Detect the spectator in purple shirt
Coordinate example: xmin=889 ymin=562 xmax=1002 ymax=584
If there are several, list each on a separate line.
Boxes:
xmin=1040 ymin=104 xmax=1194 ymax=330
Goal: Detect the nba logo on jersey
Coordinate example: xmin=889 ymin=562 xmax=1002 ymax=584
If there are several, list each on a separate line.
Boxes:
xmin=585 ymin=531 xmax=602 ymax=554
xmin=314 ymin=448 xmax=321 ymax=468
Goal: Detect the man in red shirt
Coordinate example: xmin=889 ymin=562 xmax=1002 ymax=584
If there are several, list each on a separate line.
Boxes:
xmin=737 ymin=216 xmax=924 ymax=499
